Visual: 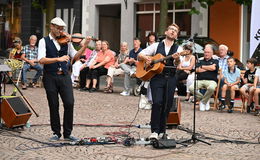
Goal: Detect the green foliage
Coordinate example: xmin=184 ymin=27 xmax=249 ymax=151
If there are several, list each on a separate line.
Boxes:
xmin=185 ymin=0 xmax=251 ymax=14
xmin=32 ymin=0 xmax=45 ymax=12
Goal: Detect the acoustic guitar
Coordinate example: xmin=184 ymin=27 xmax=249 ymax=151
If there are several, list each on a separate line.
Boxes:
xmin=136 ymin=51 xmax=189 ymax=81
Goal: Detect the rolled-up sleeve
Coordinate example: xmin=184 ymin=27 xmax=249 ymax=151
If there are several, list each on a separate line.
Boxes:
xmin=68 ymin=43 xmax=77 ymax=58
xmin=37 ymin=38 xmax=46 ymax=61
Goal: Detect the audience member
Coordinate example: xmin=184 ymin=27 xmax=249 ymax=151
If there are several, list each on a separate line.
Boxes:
xmin=79 ymin=40 xmax=101 ymax=91
xmin=240 ymin=58 xmax=257 ymax=113
xmin=71 ymin=46 xmax=92 ymax=87
xmin=253 ymin=68 xmax=260 ymax=116
xmin=217 ymin=44 xmax=229 ymax=73
xmin=5 ymin=37 xmax=24 ymax=81
xmin=146 ymin=32 xmax=157 ymax=48
xmin=189 ymin=44 xmax=219 ymax=111
xmin=104 ymin=42 xmax=129 ymax=93
xmin=120 ymin=38 xmax=142 ymax=96
xmin=219 ymin=57 xmax=241 ymax=113
xmin=87 ymin=41 xmax=115 ymax=92
xmin=176 ymin=44 xmax=195 ymax=101
xmin=21 ymin=35 xmax=43 ymax=89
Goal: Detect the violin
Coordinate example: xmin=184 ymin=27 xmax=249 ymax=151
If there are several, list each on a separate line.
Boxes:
xmin=56 ymin=32 xmax=99 ymax=45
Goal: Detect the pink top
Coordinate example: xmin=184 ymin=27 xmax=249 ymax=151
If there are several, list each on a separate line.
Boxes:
xmin=96 ymin=49 xmax=115 ymax=69
xmin=85 ymin=48 xmax=92 ymax=60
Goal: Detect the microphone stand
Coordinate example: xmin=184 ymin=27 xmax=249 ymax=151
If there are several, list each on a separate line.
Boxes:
xmin=180 ymin=34 xmax=211 ymax=145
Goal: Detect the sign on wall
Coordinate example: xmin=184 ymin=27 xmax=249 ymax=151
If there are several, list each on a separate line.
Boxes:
xmin=250 ymin=0 xmax=260 ymax=62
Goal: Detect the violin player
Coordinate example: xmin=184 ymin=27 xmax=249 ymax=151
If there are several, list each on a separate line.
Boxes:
xmin=38 ymin=17 xmax=91 ymax=141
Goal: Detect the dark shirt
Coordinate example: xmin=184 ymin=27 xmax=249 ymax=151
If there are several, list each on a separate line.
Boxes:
xmin=129 ymin=48 xmax=142 ymax=60
xmin=129 ymin=47 xmax=142 ymax=66
xmin=244 ymin=68 xmax=256 ymax=84
xmin=197 ymin=58 xmax=219 ymax=82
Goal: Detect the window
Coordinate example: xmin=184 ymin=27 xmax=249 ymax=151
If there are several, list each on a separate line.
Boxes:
xmin=136 ymin=1 xmax=191 ymax=46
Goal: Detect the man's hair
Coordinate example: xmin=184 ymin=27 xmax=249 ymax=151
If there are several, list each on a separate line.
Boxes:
xmin=167 ymin=23 xmax=180 ymax=31
xmin=246 ymin=58 xmax=257 ymax=66
xmin=219 ymin=44 xmax=229 ymax=51
xmin=205 ymin=44 xmax=215 ymax=53
xmin=29 ymin=35 xmax=37 ymax=40
xmin=227 ymin=56 xmax=236 ymax=61
xmin=133 ymin=37 xmax=141 ymax=42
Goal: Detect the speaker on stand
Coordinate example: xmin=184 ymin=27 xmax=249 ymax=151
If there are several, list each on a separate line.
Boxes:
xmin=1 ymin=96 xmax=32 ymax=128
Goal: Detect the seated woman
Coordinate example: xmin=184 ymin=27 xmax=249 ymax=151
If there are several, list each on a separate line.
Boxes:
xmin=86 ymin=40 xmax=115 ymax=92
xmin=79 ymin=40 xmax=101 ymax=91
xmin=71 ymin=44 xmax=92 ymax=87
xmin=176 ymin=44 xmax=195 ymax=101
xmin=5 ymin=37 xmax=24 ymax=81
xmin=104 ymin=42 xmax=129 ymax=93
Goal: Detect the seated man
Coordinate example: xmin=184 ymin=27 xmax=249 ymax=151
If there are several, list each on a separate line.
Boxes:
xmin=21 ymin=35 xmax=43 ymax=89
xmin=189 ymin=44 xmax=219 ymax=111
xmin=220 ymin=57 xmax=241 ymax=113
xmin=119 ymin=38 xmax=142 ymax=96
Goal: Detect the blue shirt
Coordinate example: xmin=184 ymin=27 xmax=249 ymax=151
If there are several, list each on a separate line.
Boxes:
xmin=223 ymin=67 xmax=241 ymax=83
xmin=218 ymin=55 xmax=229 ymax=73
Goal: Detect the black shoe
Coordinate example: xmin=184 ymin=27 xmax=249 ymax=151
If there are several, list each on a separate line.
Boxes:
xmin=250 ymin=102 xmax=254 ymax=110
xmin=89 ymin=88 xmax=97 ymax=93
xmin=247 ymin=106 xmax=251 ymax=113
xmin=218 ymin=104 xmax=226 ymax=110
xmin=227 ymin=106 xmax=233 ymax=113
xmin=79 ymin=87 xmax=89 ymax=91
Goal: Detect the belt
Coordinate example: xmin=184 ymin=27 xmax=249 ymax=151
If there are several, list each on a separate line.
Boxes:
xmin=56 ymin=71 xmax=64 ymax=75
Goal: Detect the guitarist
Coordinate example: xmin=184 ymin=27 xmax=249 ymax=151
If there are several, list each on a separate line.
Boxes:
xmin=138 ymin=23 xmax=183 ymax=140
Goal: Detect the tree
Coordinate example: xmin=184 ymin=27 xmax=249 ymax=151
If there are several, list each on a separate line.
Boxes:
xmin=32 ymin=0 xmax=55 ymax=35
xmin=158 ymin=0 xmax=169 ymax=36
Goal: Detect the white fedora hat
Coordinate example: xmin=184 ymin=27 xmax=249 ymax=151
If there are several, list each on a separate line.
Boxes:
xmin=50 ymin=17 xmax=66 ymax=27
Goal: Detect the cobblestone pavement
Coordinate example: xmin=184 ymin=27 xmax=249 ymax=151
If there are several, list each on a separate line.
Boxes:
xmin=0 ymin=85 xmax=259 ymax=160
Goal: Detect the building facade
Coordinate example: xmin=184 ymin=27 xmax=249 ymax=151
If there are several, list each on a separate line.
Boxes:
xmin=82 ymin=0 xmax=251 ymax=62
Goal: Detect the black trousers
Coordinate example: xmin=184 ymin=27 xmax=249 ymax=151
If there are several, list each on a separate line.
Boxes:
xmin=79 ymin=67 xmax=89 ymax=88
xmin=43 ymin=73 xmax=74 ymax=138
xmin=150 ymin=74 xmax=176 ymax=134
xmin=87 ymin=66 xmax=107 ymax=80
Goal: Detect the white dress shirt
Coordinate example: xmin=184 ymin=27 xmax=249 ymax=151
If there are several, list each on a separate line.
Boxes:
xmin=38 ymin=34 xmax=77 ymax=61
xmin=140 ymin=40 xmax=183 ymax=56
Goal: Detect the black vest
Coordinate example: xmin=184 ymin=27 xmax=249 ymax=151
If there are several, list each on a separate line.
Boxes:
xmin=44 ymin=36 xmax=68 ymax=74
xmin=155 ymin=41 xmax=179 ymax=75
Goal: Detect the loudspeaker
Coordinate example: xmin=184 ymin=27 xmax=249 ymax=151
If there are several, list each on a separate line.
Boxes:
xmin=1 ymin=96 xmax=32 ymax=128
xmin=167 ymin=97 xmax=181 ymax=126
